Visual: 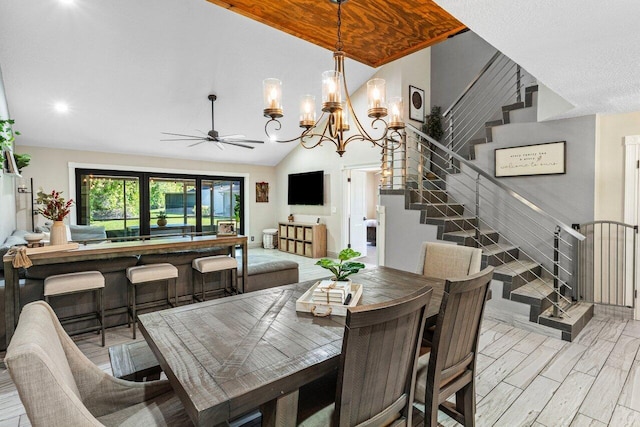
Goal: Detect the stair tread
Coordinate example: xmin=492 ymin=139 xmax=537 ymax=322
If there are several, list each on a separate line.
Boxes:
xmin=538 ymin=302 xmax=594 ymax=326
xmin=481 ymin=243 xmax=518 ymax=256
xmin=411 ymin=202 xmax=462 ymax=207
xmin=425 ymin=215 xmax=476 ymax=221
xmin=510 ymin=278 xmax=555 ymax=299
xmin=443 ymin=228 xmax=497 ymax=237
xmin=493 ymin=260 xmax=540 ymax=276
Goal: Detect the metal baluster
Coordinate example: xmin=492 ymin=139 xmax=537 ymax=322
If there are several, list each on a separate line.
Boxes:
xmin=448 ymin=112 xmax=454 ymax=169
xmin=553 ymin=226 xmax=561 ymax=318
xmin=516 ymin=65 xmax=522 ymax=103
xmin=475 ymin=174 xmax=481 ymax=248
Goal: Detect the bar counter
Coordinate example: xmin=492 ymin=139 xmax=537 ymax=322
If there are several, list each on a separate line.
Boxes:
xmin=3 ymin=234 xmax=248 ymax=348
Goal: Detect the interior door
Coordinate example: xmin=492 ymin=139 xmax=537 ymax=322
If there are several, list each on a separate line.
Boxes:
xmin=349 ymin=170 xmax=367 ymax=255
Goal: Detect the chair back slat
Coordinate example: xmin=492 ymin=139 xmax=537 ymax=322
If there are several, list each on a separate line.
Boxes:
xmin=416 ymin=242 xmax=482 ymax=278
xmin=335 ymin=286 xmax=433 ymax=426
xmin=430 ymin=267 xmax=493 ymax=388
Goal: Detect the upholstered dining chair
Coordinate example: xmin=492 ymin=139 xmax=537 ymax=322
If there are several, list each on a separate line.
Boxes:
xmin=414 ymin=267 xmax=494 ymax=427
xmin=297 ymin=286 xmax=433 ymax=427
xmin=5 ymin=301 xmax=192 ymax=427
xmin=415 ymin=241 xmax=482 ymax=279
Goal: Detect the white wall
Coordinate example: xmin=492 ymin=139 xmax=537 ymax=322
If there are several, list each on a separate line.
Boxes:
xmin=0 ymin=65 xmax=16 ymax=241
xmin=15 ymin=145 xmax=277 ymax=246
xmin=595 ymin=111 xmax=640 ymax=221
xmin=365 ymin=171 xmax=378 ymax=219
xmin=275 ymin=48 xmax=431 ymax=256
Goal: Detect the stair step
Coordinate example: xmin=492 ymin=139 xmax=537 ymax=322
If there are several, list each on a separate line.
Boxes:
xmin=410 ymin=203 xmax=464 ymax=217
xmin=525 ymin=85 xmax=539 ymax=108
xmin=485 ymin=119 xmax=503 ymax=143
xmin=502 ymin=102 xmax=525 ymax=124
xmin=482 ymin=243 xmax=519 ymax=267
xmin=494 ymin=260 xmax=540 ymax=277
xmin=422 ymin=216 xmax=478 ymax=232
xmin=468 ymin=138 xmax=487 ymax=160
xmin=511 ymin=278 xmax=554 ymax=301
xmin=409 ymin=189 xmax=448 ymax=204
xmin=538 ymin=302 xmax=595 ymax=342
xmin=441 ymin=228 xmax=500 ymax=246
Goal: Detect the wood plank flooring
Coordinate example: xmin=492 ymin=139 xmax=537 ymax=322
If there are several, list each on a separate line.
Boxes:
xmin=1 ymin=248 xmax=640 ymax=426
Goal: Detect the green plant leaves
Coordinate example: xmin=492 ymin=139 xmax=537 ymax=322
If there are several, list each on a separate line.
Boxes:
xmin=316 ymin=248 xmax=365 ymax=281
xmin=338 ymin=248 xmax=361 ymax=261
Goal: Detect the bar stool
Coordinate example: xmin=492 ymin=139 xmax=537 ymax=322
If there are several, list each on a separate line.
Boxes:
xmin=44 ymin=270 xmax=106 ymax=347
xmin=126 ymin=263 xmax=178 ymax=339
xmin=192 ymin=255 xmax=238 ymax=301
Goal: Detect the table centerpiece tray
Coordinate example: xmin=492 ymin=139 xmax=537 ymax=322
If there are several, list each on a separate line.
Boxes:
xmin=296 ymin=280 xmax=363 ymax=317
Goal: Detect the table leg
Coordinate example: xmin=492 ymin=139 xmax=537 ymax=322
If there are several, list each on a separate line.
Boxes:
xmin=260 ymin=389 xmax=299 ymax=427
xmin=4 ymin=262 xmax=17 ymax=349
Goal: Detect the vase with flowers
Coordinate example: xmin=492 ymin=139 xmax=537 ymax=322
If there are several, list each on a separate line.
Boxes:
xmin=36 ymin=189 xmax=74 ymax=245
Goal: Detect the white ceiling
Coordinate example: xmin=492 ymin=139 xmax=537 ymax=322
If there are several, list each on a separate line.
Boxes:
xmin=435 ymin=0 xmax=640 ymax=118
xmin=0 ymin=0 xmax=376 ymax=166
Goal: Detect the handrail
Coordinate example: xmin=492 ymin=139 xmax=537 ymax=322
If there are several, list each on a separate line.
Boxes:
xmin=442 ymin=51 xmax=502 ymax=116
xmin=406 ymin=123 xmax=585 ymax=241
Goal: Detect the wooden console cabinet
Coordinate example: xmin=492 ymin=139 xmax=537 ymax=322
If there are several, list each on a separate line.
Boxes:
xmin=278 ymin=222 xmax=326 ymax=258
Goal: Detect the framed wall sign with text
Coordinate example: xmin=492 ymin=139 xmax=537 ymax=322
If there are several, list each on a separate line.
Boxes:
xmin=494 ymin=141 xmax=566 ymax=177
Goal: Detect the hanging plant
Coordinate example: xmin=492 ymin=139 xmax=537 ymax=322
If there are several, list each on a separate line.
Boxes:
xmin=13 ymin=153 xmax=30 ymax=173
xmin=0 ymin=118 xmax=20 ymax=165
xmin=424 ymin=106 xmax=443 ymax=141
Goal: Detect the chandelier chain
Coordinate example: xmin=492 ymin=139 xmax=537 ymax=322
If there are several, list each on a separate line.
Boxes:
xmin=335 ymin=0 xmax=343 ymax=52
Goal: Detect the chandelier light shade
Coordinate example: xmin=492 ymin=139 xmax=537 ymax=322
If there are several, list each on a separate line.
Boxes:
xmin=262 ymin=0 xmax=404 ymax=157
xmin=367 ymin=78 xmax=387 ymax=118
xmin=263 ymin=78 xmax=283 ymax=119
xmin=299 ymin=95 xmax=316 ymax=128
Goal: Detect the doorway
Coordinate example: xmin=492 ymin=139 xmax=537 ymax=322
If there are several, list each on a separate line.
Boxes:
xmin=343 ymin=165 xmax=381 ymax=265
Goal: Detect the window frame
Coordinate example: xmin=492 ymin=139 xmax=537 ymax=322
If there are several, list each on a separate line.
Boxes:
xmin=75 ymin=168 xmax=245 ymax=236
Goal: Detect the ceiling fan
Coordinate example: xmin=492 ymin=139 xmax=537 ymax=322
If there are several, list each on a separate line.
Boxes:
xmin=161 ymin=94 xmax=264 ymax=150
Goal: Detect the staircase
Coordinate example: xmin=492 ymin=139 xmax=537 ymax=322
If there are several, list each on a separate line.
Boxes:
xmin=381 ymin=55 xmax=594 ymax=341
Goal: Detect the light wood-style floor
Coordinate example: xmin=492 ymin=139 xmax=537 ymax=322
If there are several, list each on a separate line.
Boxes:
xmin=2 ymin=248 xmax=640 ymax=426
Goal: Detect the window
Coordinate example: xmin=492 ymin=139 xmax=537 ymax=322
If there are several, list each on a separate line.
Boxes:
xmin=76 ymin=168 xmax=244 ymax=238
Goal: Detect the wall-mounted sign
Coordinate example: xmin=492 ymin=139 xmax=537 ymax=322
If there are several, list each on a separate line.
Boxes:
xmin=494 ymin=141 xmax=566 ymax=177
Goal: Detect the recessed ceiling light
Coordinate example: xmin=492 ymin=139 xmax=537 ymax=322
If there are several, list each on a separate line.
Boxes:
xmin=54 ymin=102 xmax=69 ymax=114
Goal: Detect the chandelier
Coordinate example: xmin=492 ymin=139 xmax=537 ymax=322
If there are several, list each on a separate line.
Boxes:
xmin=262 ymin=0 xmax=405 ymax=157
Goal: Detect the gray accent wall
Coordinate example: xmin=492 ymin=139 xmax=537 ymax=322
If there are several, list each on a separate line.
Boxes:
xmin=430 ymin=31 xmax=497 ymax=111
xmin=380 ymin=193 xmax=439 ymax=273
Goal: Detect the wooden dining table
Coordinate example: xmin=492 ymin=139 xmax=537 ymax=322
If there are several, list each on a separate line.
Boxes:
xmin=138 ymin=266 xmax=444 ymax=427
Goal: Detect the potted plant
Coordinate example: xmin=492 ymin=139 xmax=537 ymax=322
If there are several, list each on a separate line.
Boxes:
xmin=13 ymin=153 xmax=30 ymax=173
xmin=36 ymin=189 xmax=74 ymax=245
xmin=316 ymin=248 xmax=366 ymax=282
xmin=157 ymin=211 xmax=168 ymax=227
xmin=0 ymin=118 xmax=20 ymax=167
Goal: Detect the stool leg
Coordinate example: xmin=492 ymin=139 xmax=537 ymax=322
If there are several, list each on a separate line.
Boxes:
xmin=132 ymin=284 xmax=137 ymax=340
xmin=99 ymin=288 xmax=105 ymax=347
xmin=174 ymin=277 xmax=178 ymax=307
xmin=201 ymin=272 xmax=206 ymax=302
xmin=232 ymin=268 xmax=238 ymax=294
xmin=127 ymin=282 xmax=131 ymax=329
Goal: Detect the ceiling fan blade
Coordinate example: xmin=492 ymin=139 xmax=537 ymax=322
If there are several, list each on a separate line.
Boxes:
xmin=232 ymin=139 xmax=265 ymax=144
xmin=220 ymin=141 xmax=255 ymax=149
xmin=188 ymin=141 xmax=206 ymax=147
xmin=216 ymin=141 xmax=225 ymax=151
xmin=218 ymin=134 xmax=245 ymax=140
xmin=161 ymin=138 xmax=205 ymax=141
xmin=161 ymin=132 xmax=203 ymax=138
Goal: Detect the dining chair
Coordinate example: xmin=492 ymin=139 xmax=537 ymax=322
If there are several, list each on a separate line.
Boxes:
xmin=5 ymin=301 xmax=192 ymax=427
xmin=297 ymin=285 xmax=433 ymax=426
xmin=414 ymin=266 xmax=494 ymax=427
xmin=415 ymin=241 xmax=482 ymax=279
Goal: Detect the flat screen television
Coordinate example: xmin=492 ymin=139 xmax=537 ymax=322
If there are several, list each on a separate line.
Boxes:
xmin=288 ymin=170 xmax=324 ymax=205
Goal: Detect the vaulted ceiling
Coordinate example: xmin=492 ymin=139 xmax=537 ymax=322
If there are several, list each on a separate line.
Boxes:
xmin=206 ymin=0 xmax=465 ymax=67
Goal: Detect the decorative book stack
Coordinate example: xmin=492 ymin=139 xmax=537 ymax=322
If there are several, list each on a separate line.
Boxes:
xmin=312 ymin=280 xmax=351 ymax=304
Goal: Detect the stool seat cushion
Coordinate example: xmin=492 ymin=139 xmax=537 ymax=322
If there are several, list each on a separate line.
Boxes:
xmin=44 ymin=271 xmax=105 ymax=296
xmin=192 ymin=255 xmax=237 ymax=273
xmin=127 ymin=263 xmax=178 ymax=284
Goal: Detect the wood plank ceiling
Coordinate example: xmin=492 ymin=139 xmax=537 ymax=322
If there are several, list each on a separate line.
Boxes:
xmin=206 ymin=0 xmax=466 ymax=67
